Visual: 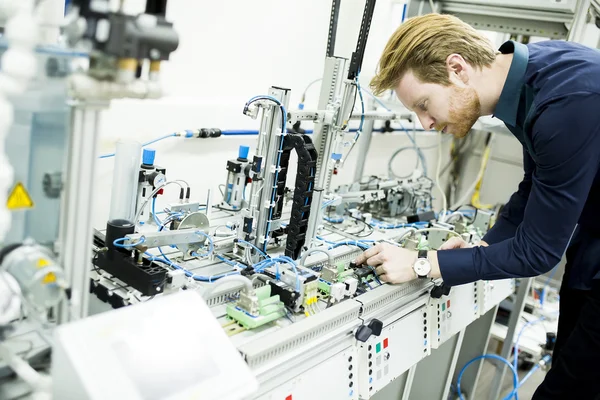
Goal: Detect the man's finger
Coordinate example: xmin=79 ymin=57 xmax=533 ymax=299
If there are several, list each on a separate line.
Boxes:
xmin=355 ymin=244 xmax=381 ymax=264
xmin=375 ymin=265 xmax=386 ymax=276
xmin=379 ymin=274 xmax=389 ymax=283
xmin=439 ymin=237 xmax=463 ymax=250
xmin=366 ymin=253 xmax=385 ymax=267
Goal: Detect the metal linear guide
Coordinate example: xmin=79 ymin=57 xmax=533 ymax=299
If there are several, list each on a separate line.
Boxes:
xmin=348 ymin=0 xmax=377 ymax=80
xmin=326 ymin=0 xmax=342 ymax=58
xmin=247 ymin=87 xmax=291 ymax=251
xmin=305 ymin=57 xmax=347 ymax=246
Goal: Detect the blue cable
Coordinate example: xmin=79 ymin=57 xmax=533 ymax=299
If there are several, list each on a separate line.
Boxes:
xmin=214 ymin=254 xmax=248 ymax=270
xmin=191 ymin=231 xmax=214 ymax=258
xmin=502 ymin=355 xmax=552 ymax=400
xmin=236 ymin=239 xmax=269 ymax=260
xmin=359 ymin=86 xmax=430 ymax=176
xmin=457 ymin=354 xmax=518 ymax=400
xmin=221 ymin=128 xmax=430 ymax=136
xmin=150 ymin=251 xmax=240 ymax=282
xmin=361 ymin=86 xmax=392 ymax=112
xmin=151 ymin=198 xmax=162 ymax=227
xmin=113 ymin=236 xmax=146 ymax=248
xmin=323 ymin=216 xmax=344 ymax=223
xmin=367 ymin=265 xmax=382 ymax=285
xmin=328 ymin=241 xmax=370 ymax=251
xmin=99 ymin=133 xmax=178 ymax=159
xmin=355 ymin=76 xmax=365 ymax=136
xmin=370 ymin=219 xmax=428 ymax=229
xmin=253 ymin=256 xmax=299 ymax=290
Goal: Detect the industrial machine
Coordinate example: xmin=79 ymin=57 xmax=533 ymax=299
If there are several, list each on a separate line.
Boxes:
xmin=6 ymin=0 xmax=591 ymax=398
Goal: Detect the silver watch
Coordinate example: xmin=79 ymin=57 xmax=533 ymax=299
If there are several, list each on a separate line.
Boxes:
xmin=413 ymin=250 xmax=431 ymax=279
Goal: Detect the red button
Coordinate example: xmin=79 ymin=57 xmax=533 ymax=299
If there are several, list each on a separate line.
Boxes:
xmin=286 ymin=396 xmax=292 ymax=400
xmin=447 ymin=300 xmax=451 ymax=308
xmin=383 ymin=338 xmax=389 ymax=348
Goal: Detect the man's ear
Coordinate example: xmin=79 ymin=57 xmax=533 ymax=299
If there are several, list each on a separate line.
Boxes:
xmin=446 ymin=54 xmax=469 ymax=85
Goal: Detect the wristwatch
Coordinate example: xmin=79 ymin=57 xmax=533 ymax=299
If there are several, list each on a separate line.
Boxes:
xmin=413 ymin=250 xmax=431 ymax=279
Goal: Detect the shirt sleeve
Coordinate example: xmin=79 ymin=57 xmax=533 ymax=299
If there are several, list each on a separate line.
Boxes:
xmin=438 ymin=93 xmax=600 ymax=286
xmin=483 ymin=149 xmax=534 ymax=244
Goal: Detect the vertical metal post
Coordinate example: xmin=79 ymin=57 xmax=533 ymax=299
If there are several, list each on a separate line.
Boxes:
xmin=353 ymin=98 xmax=376 ymax=183
xmin=57 ymin=101 xmax=106 ymax=324
xmin=305 ymin=57 xmax=345 ymax=246
xmin=443 ymin=330 xmax=466 ymax=400
xmin=568 ymin=0 xmax=592 ymax=42
xmin=251 ymin=87 xmax=290 ymax=252
xmin=488 ymin=278 xmax=532 ymax=400
xmin=402 ymin=365 xmax=417 ymax=400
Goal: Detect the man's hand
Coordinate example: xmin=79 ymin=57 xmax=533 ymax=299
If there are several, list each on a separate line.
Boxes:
xmin=439 ymin=237 xmax=489 ymax=250
xmin=354 ymin=243 xmax=420 ymax=284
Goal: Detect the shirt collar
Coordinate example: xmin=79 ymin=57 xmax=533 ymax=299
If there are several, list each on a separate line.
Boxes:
xmin=493 ymin=41 xmax=529 ymax=127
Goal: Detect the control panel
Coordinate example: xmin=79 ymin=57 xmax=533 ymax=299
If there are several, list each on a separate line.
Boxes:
xmin=477 ymin=279 xmax=515 ymax=315
xmin=428 ymin=282 xmax=477 ymax=348
xmin=356 ymin=305 xmax=429 ymax=398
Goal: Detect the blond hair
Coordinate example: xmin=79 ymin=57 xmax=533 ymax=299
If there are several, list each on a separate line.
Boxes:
xmin=370 ymin=14 xmax=496 ymax=95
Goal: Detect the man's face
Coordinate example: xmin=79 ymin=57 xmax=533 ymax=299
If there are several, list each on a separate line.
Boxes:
xmin=395 ymin=71 xmax=480 ymax=138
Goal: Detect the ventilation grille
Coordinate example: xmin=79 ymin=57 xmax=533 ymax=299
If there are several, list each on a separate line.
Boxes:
xmin=332 ymin=249 xmax=363 ymax=264
xmin=361 ymin=280 xmax=426 ymax=315
xmin=205 ymin=281 xmax=265 ymax=307
xmin=206 ymin=291 xmax=238 ymax=307
xmin=245 ymin=307 xmax=360 ymax=368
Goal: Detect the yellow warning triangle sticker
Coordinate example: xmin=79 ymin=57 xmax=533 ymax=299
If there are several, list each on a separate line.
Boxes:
xmin=7 ymin=182 xmax=34 ymax=210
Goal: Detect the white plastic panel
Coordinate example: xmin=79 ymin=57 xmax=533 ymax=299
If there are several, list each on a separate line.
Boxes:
xmin=477 ymin=279 xmax=515 ymax=315
xmin=356 ymin=305 xmax=429 ymax=399
xmin=429 ymin=283 xmax=477 ymax=349
xmin=254 ymin=346 xmax=359 ymax=400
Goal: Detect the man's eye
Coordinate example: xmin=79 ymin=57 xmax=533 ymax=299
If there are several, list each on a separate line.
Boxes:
xmin=418 ymin=103 xmax=427 ymax=111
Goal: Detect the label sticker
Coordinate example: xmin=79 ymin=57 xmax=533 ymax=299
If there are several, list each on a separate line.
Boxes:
xmin=7 ymin=182 xmax=34 ymax=210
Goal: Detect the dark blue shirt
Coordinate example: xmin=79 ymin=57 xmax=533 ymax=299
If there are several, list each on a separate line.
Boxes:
xmin=438 ymin=40 xmax=600 ymax=289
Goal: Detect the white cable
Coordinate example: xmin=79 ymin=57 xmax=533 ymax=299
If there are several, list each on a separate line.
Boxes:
xmin=300 ymin=247 xmax=334 ymax=267
xmin=201 ymin=275 xmax=254 ymax=300
xmin=133 ymin=181 xmax=184 ymax=226
xmin=0 ymin=1 xmax=40 ymax=243
xmin=0 ymin=341 xmax=52 ymax=393
xmin=436 ymin=132 xmax=447 ymax=222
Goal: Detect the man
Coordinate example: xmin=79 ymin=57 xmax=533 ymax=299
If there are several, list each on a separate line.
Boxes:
xmin=354 ymin=13 xmax=600 ymax=399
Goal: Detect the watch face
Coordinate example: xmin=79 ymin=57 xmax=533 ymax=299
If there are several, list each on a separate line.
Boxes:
xmin=414 ymin=259 xmax=431 ymax=276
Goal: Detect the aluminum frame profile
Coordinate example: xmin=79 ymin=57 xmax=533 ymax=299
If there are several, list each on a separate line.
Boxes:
xmin=356 ymin=279 xmax=432 ymax=318
xmin=238 ymin=299 xmax=362 ymax=369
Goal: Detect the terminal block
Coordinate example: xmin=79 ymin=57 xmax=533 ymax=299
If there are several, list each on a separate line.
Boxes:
xmin=226 ymin=285 xmax=286 ymax=330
